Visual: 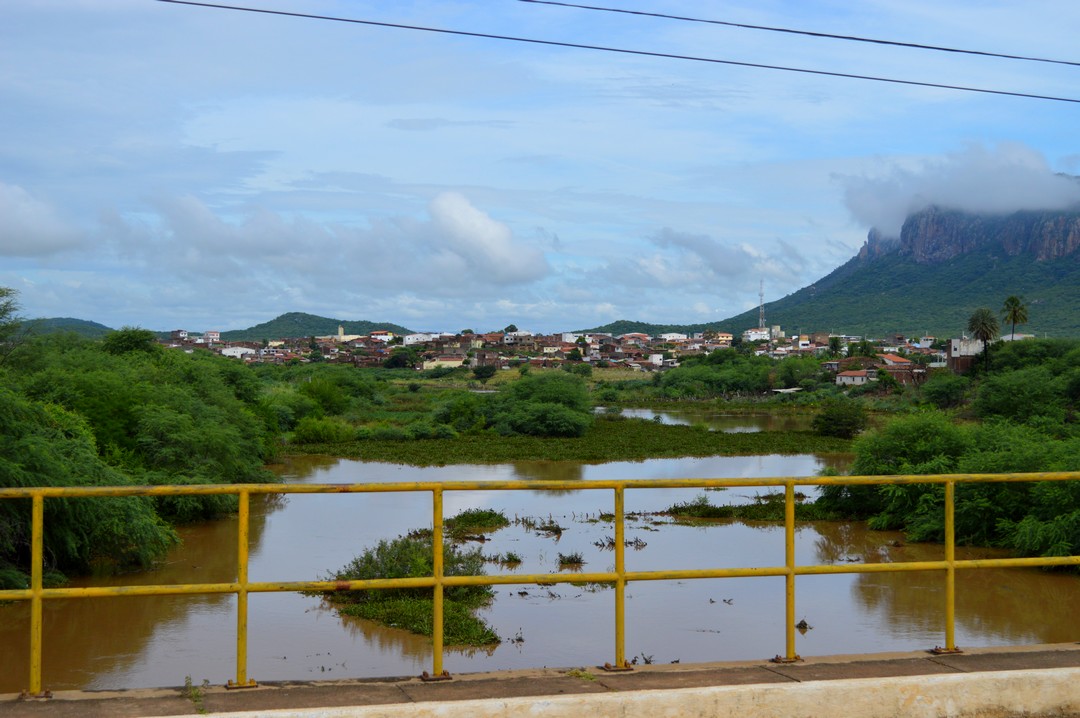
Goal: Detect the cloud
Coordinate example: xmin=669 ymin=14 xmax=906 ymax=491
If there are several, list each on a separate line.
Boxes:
xmin=0 ymin=183 xmax=82 ymax=256
xmin=427 ymin=192 xmax=550 ymax=284
xmin=839 ymin=143 xmax=1080 ymax=237
xmin=99 ymin=191 xmax=550 ymax=308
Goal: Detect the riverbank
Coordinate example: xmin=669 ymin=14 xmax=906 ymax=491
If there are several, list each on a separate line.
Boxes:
xmin=288 ymin=415 xmax=853 ymax=464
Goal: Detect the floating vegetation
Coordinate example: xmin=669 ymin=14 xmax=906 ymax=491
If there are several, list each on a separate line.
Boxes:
xmin=557 ymin=552 xmax=585 ymax=568
xmin=593 ymin=536 xmax=647 ymax=550
xmin=318 ymin=532 xmax=498 ymax=647
xmin=445 ymin=508 xmax=510 ymax=541
xmin=664 ymin=494 xmax=836 ymax=522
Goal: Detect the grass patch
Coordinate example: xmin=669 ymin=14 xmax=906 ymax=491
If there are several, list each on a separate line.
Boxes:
xmin=665 ymin=494 xmax=839 ymax=522
xmin=445 ymin=508 xmax=510 ymax=540
xmin=566 ymin=667 xmax=597 ymax=681
xmin=557 ymin=551 xmax=585 ymax=567
xmin=319 ymin=533 xmax=499 ymax=647
xmin=484 ymin=551 xmax=523 ymax=566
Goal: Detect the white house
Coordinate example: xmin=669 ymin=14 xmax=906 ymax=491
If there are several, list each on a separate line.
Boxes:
xmin=836 ymin=369 xmax=877 ymax=386
xmin=220 ymin=346 xmax=256 ymax=359
xmin=743 ymin=327 xmax=770 ymax=342
xmin=658 ymin=332 xmax=687 ymax=342
xmin=404 ymin=333 xmax=437 ymax=346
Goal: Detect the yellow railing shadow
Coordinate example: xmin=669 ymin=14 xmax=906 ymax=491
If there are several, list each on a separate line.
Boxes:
xmin=3 ymin=471 xmax=1080 ymax=696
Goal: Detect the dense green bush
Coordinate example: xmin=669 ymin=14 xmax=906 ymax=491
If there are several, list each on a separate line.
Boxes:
xmin=920 ymin=371 xmax=970 ymax=409
xmin=491 ymin=401 xmax=593 ymax=437
xmin=0 ymin=387 xmax=178 ymax=581
xmin=292 ymin=416 xmax=357 ymax=444
xmin=811 ymin=398 xmax=868 ymax=439
xmin=1 ymin=330 xmax=274 ymax=582
xmin=973 ymin=366 xmax=1066 ymax=425
xmin=485 ymin=373 xmax=594 ymax=437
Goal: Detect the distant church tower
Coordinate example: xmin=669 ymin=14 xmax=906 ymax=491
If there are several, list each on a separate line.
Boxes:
xmin=338 ymin=325 xmax=344 ymax=341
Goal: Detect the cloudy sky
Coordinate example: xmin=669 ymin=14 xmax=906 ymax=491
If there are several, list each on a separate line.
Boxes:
xmin=3 ymin=1 xmax=1079 ymax=334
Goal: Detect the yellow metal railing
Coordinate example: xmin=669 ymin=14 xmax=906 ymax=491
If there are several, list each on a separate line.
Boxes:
xmin=4 ymin=471 xmax=1080 ymax=696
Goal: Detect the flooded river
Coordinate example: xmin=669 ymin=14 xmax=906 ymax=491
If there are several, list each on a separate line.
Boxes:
xmin=2 ymin=418 xmax=1079 ymax=692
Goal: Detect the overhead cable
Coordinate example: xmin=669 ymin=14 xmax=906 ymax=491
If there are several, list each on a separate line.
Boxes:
xmin=155 ymin=0 xmax=1080 ymax=104
xmin=520 ymin=0 xmax=1080 ymax=69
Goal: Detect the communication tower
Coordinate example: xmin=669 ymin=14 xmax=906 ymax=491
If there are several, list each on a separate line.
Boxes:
xmin=758 ymin=279 xmax=765 ymax=329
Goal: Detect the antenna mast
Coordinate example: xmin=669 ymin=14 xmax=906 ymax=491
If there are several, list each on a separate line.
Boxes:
xmin=758 ymin=279 xmax=765 ymax=329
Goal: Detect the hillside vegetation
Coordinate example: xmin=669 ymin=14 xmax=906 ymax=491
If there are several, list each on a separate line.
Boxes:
xmin=221 ymin=312 xmax=413 ymax=341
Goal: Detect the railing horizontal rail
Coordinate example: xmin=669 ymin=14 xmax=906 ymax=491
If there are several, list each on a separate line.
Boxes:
xmin=2 ymin=470 xmax=1079 ymax=500
xmin=5 ymin=470 xmax=1080 ymax=697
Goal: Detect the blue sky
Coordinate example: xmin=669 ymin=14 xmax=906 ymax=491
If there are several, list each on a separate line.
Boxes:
xmin=2 ymin=1 xmax=1079 ymax=334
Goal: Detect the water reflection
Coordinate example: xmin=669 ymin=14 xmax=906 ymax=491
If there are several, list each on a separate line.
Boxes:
xmin=4 ymin=453 xmax=1080 ymax=692
xmin=610 ymin=408 xmax=814 ymax=433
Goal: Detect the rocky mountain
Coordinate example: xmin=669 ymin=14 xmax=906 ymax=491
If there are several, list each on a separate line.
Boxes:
xmin=891 ymin=206 xmax=1080 ymax=264
xmin=589 ymin=206 xmax=1080 ymax=339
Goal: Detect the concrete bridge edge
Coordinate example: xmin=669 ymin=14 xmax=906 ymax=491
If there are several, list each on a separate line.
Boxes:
xmin=173 ymin=666 xmax=1080 ymax=718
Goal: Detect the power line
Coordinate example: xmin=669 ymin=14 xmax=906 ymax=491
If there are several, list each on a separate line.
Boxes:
xmin=155 ymin=0 xmax=1080 ymax=104
xmin=520 ymin=0 xmax=1080 ymax=69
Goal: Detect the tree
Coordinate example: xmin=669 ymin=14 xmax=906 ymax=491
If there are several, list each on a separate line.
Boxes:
xmin=967 ymin=308 xmax=999 ymax=371
xmin=383 ymin=347 xmax=419 ymax=369
xmin=503 ymin=324 xmax=518 ymax=333
xmin=920 ymin=371 xmax=969 ymax=409
xmin=811 ymin=398 xmax=868 ymax=439
xmin=1001 ymin=295 xmax=1028 ymax=339
xmin=101 ymin=326 xmax=160 ymax=355
xmin=828 ymin=336 xmax=843 ymax=356
xmin=851 ymin=339 xmax=877 ymax=358
xmin=0 ymin=286 xmax=32 ymax=366
xmin=471 ymin=365 xmax=497 ymax=384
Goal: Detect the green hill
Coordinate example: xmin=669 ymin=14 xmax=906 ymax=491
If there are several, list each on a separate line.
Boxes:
xmin=713 ymin=248 xmax=1080 ymax=338
xmin=220 ymin=312 xmax=413 ymax=341
xmin=584 ymin=245 xmax=1080 ymax=340
xmin=29 ymin=317 xmax=114 ymax=339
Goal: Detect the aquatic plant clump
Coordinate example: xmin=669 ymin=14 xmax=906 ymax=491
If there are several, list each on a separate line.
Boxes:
xmin=320 ymin=532 xmax=499 ymax=646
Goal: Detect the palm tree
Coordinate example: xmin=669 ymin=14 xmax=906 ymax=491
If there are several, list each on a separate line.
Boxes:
xmin=967 ymin=307 xmax=999 ymax=371
xmin=1000 ymin=295 xmax=1028 ymax=340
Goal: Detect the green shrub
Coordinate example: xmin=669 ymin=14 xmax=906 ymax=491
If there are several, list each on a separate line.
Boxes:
xmin=920 ymin=371 xmax=970 ymax=409
xmin=811 ymin=398 xmax=868 ymax=439
xmin=321 ymin=533 xmax=498 ymax=645
xmin=492 ymin=402 xmax=593 ymax=438
xmin=293 ymin=416 xmax=356 ymax=444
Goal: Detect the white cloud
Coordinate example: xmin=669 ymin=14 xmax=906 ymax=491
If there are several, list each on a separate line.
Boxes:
xmin=839 ymin=143 xmax=1080 ymax=237
xmin=427 ymin=192 xmax=551 ymax=284
xmin=0 ymin=183 xmax=81 ymax=256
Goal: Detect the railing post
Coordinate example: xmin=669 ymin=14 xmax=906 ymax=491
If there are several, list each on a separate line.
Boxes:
xmin=228 ymin=489 xmax=256 ymax=688
xmin=942 ymin=480 xmax=959 ymax=653
xmin=783 ymin=481 xmax=798 ymax=661
xmin=613 ymin=486 xmax=627 ymax=669
xmin=425 ymin=487 xmax=449 ymax=680
xmin=26 ymin=493 xmax=45 ymax=697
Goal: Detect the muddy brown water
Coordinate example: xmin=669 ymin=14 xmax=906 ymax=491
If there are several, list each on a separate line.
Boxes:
xmin=2 ymin=430 xmax=1079 ymax=692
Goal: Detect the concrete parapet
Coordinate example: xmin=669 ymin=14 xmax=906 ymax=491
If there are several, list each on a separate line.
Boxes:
xmin=173 ymin=666 xmax=1080 ymax=718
